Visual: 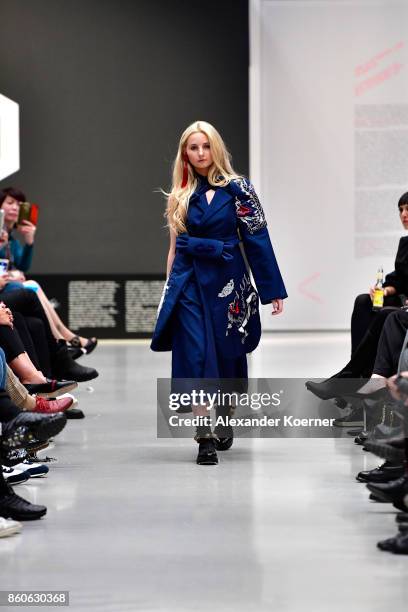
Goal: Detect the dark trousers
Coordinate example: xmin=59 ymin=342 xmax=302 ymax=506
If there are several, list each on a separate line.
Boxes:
xmin=0 ymin=324 xmax=26 ymax=363
xmin=342 ymin=304 xmax=401 ymax=377
xmin=13 ymin=314 xmax=52 ymax=377
xmin=0 ymin=464 xmax=9 ymax=494
xmin=1 ymin=289 xmax=56 ymax=376
xmin=351 ymin=293 xmax=402 ymax=354
xmin=0 ymin=391 xmax=20 ymax=423
xmin=0 ymin=314 xmax=52 ymax=377
xmin=373 ymin=309 xmax=408 ymax=377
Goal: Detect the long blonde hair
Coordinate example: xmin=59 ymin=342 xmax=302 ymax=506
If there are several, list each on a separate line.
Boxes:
xmin=165 ymin=121 xmax=239 ymax=234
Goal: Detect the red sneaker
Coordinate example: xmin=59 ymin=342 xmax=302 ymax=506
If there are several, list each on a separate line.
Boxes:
xmin=34 ymin=396 xmax=74 ymax=414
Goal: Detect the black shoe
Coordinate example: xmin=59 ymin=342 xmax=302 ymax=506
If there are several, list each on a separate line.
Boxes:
xmin=2 ymin=412 xmax=67 ymax=451
xmin=214 ymin=437 xmax=234 ymax=451
xmin=393 ymin=498 xmax=408 ymax=512
xmin=65 ymin=407 xmax=85 ymax=419
xmin=369 ymin=492 xmax=391 ymax=502
xmin=25 ymin=378 xmax=78 ymax=398
xmin=1 ymin=424 xmax=35 ymax=451
xmin=366 ymin=476 xmax=408 ymax=503
xmin=67 ymin=347 xmax=84 ymax=360
xmin=398 ymin=522 xmax=408 ymax=533
xmin=385 ymin=437 xmax=406 ymax=449
xmin=1 ymin=447 xmax=28 ymax=467
xmin=354 ymin=432 xmax=368 ymax=445
xmin=214 ymin=405 xmax=234 ymax=451
xmin=2 ymin=467 xmax=30 ymax=486
xmin=69 ymin=336 xmax=98 ymax=355
xmin=305 ymin=375 xmax=366 ymax=401
xmin=348 ymin=378 xmax=389 ymax=400
xmin=396 ymin=512 xmax=408 ymax=523
xmin=53 ymin=340 xmax=99 ymax=383
xmin=377 ymin=533 xmax=408 ymax=554
xmin=363 ymin=440 xmax=405 ymax=464
xmin=196 ymin=439 xmax=218 ymax=465
xmin=83 ymin=337 xmax=98 ymax=355
xmin=176 ymin=405 xmax=193 ymax=414
xmin=356 ymin=462 xmax=405 ymax=483
xmin=347 ymin=427 xmax=364 ymax=436
xmin=333 ymin=405 xmax=364 ymax=427
xmin=0 ymin=486 xmax=47 ymax=520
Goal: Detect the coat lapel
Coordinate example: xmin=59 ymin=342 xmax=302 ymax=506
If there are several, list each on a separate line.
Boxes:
xmin=199 ymin=188 xmax=232 ymax=226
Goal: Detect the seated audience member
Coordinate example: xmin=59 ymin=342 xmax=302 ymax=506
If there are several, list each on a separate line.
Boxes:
xmin=0 ymin=188 xmax=97 ymax=354
xmin=307 ymin=192 xmax=408 ymax=400
xmin=0 ymin=289 xmax=98 ymax=383
xmin=0 ymin=350 xmax=67 ymax=521
xmin=0 ymin=187 xmax=34 ymax=273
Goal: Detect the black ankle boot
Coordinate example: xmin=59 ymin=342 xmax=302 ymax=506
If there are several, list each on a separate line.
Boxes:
xmin=305 ymin=375 xmax=367 ymax=400
xmin=214 ymin=405 xmax=234 ymax=451
xmin=0 ymin=485 xmax=47 ymax=521
xmin=196 ymin=438 xmax=218 ymax=465
xmin=195 ymin=424 xmax=218 ymax=465
xmin=53 ymin=340 xmax=98 ymax=383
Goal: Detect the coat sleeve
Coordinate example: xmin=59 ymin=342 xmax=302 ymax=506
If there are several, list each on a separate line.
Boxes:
xmin=11 ymin=238 xmax=34 ymax=273
xmin=384 ymin=238 xmax=405 ymax=294
xmin=231 ymin=177 xmax=287 ymax=304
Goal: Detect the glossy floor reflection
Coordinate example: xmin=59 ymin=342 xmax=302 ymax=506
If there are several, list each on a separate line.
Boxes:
xmin=1 ymin=333 xmax=406 ymax=612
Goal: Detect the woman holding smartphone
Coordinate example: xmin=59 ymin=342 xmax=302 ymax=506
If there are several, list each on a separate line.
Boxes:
xmin=0 ymin=188 xmax=97 ymax=354
xmin=0 ymin=187 xmax=36 ymax=272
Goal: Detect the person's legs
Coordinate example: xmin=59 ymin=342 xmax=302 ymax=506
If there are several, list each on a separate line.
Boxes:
xmin=8 ymin=354 xmax=46 ymax=384
xmin=1 ymin=289 xmax=59 ymax=361
xmin=32 ymin=285 xmax=64 ymax=339
xmin=11 ymin=312 xmax=41 ymax=370
xmin=306 ymin=306 xmax=402 ymax=400
xmin=1 ymin=289 xmax=98 ymax=382
xmin=30 ymin=283 xmax=94 ymax=348
xmin=351 ymin=293 xmax=402 ymax=354
xmin=344 ymin=306 xmax=401 ymax=377
xmin=172 ymin=280 xmax=217 ymax=464
xmin=0 ymin=449 xmax=47 ymax=521
xmin=6 ymin=365 xmax=34 ymax=410
xmin=0 ymin=348 xmax=6 ymax=389
xmin=0 ymin=347 xmax=22 ymax=421
xmin=373 ymin=310 xmax=408 ymax=377
xmin=0 ymin=391 xmax=23 ymax=422
xmin=0 ymin=463 xmax=9 ymax=496
xmin=25 ymin=317 xmax=52 ymax=378
xmin=172 ymin=280 xmax=206 ymax=380
xmin=0 ymin=324 xmax=46 ymax=384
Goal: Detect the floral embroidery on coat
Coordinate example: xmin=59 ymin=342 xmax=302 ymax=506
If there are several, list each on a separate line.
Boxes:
xmin=218 ymin=279 xmax=234 ymax=298
xmin=234 ymin=177 xmax=267 ymax=235
xmin=156 ymin=279 xmax=170 ymax=318
xmin=225 ymin=274 xmax=258 ymax=343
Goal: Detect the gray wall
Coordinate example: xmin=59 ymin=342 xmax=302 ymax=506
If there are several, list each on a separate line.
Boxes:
xmin=0 ymin=0 xmax=249 ymax=273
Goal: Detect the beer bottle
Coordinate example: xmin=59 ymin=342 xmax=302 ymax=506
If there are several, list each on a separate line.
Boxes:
xmin=372 ymin=267 xmax=384 ymax=311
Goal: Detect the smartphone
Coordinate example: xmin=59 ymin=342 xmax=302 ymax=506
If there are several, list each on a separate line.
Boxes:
xmin=18 ymin=202 xmax=39 ymax=226
xmin=0 ymin=209 xmax=4 ymax=235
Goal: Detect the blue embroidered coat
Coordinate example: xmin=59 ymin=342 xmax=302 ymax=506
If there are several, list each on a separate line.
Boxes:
xmin=150 ymin=176 xmax=287 ymax=378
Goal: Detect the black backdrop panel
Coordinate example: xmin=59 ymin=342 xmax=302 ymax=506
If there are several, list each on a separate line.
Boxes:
xmin=32 ymin=274 xmax=166 ymax=339
xmin=0 ymin=0 xmax=249 ymax=274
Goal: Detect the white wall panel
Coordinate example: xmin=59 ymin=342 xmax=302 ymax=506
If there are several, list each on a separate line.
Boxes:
xmin=251 ymin=0 xmax=408 ymax=329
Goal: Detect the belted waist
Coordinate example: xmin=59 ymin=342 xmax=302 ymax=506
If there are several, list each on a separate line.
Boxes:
xmin=176 ymin=234 xmax=239 ymax=261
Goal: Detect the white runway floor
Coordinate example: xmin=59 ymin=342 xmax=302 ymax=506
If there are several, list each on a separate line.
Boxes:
xmin=1 ymin=333 xmax=407 ymax=612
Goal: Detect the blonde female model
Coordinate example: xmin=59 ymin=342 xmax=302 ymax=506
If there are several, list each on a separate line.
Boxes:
xmin=151 ymin=121 xmax=287 ymax=464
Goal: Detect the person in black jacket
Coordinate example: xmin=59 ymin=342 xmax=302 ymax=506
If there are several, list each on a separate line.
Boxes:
xmin=307 ymin=192 xmax=408 ymax=400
